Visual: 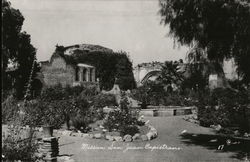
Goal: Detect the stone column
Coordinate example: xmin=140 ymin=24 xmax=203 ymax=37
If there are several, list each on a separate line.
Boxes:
xmin=79 ymin=68 xmax=83 ymax=82
xmin=86 ymin=68 xmax=90 ymax=82
xmin=92 ymin=68 xmax=96 ymax=82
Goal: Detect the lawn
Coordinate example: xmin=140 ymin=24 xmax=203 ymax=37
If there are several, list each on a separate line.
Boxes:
xmin=58 ymin=116 xmax=249 ymax=162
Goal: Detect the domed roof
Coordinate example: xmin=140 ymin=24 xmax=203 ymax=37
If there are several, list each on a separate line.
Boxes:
xmin=64 ymin=44 xmax=113 ymax=55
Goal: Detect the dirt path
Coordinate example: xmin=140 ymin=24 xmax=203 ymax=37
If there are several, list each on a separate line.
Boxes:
xmin=58 ymin=116 xmax=245 ymax=162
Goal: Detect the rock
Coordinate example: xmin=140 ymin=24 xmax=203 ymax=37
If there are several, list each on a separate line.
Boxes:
xmin=234 ymin=130 xmax=240 ymax=136
xmin=81 ymin=133 xmax=89 ymax=138
xmin=105 ymin=135 xmax=114 ymax=141
xmin=88 ymin=134 xmax=94 ymax=138
xmin=132 ymin=133 xmax=141 ymax=141
xmin=71 ymin=132 xmax=78 ymax=137
xmin=99 ymin=125 xmax=104 ymax=129
xmin=181 ymin=130 xmax=187 ymax=134
xmin=141 ymin=135 xmax=148 ymax=141
xmin=146 ymin=132 xmax=155 ymax=140
xmin=102 ymin=129 xmax=108 ymax=133
xmin=123 ymin=134 xmax=132 ymax=142
xmin=244 ymin=133 xmax=249 ymax=138
xmin=94 ymin=127 xmax=100 ymax=131
xmin=62 ymin=130 xmax=72 ymax=136
xmin=94 ymin=133 xmax=102 ymax=139
xmin=209 ymin=139 xmax=218 ymax=143
xmin=113 ymin=136 xmax=123 ymax=142
xmin=215 ymin=125 xmax=222 ymax=131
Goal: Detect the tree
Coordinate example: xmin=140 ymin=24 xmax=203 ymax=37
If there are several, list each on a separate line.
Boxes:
xmin=157 ymin=61 xmax=184 ymax=92
xmin=2 ymin=0 xmax=39 ymax=99
xmin=159 ymin=0 xmax=250 ymax=84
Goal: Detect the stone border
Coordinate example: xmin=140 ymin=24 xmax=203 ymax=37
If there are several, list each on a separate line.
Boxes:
xmin=54 ymin=124 xmax=158 ymax=142
xmin=3 ymin=123 xmax=158 ymax=143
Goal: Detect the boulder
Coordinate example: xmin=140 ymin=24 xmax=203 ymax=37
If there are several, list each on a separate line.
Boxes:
xmin=39 ymin=127 xmax=43 ymax=132
xmin=88 ymin=134 xmax=94 ymax=138
xmin=81 ymin=133 xmax=89 ymax=138
xmin=105 ymin=135 xmax=114 ymax=141
xmin=113 ymin=136 xmax=123 ymax=142
xmin=62 ymin=130 xmax=72 ymax=136
xmin=94 ymin=133 xmax=102 ymax=139
xmin=141 ymin=135 xmax=148 ymax=141
xmin=123 ymin=134 xmax=132 ymax=142
xmin=146 ymin=132 xmax=154 ymax=140
xmin=132 ymin=133 xmax=141 ymax=141
xmin=215 ymin=125 xmax=222 ymax=131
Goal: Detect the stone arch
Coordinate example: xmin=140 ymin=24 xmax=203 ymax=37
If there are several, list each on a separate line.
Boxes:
xmin=141 ymin=70 xmax=161 ymax=84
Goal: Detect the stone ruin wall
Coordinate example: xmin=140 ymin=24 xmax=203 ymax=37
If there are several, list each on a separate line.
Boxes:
xmin=41 ymin=57 xmax=75 ymax=87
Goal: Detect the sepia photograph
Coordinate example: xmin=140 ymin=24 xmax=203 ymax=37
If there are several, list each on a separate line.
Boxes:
xmin=2 ymin=0 xmax=250 ymax=161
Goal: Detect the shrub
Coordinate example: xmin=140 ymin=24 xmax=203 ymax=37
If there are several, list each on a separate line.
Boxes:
xmin=21 ymin=100 xmax=65 ymax=128
xmin=93 ymin=93 xmax=118 ymax=108
xmin=103 ymin=96 xmax=141 ymax=136
xmin=103 ymin=109 xmax=140 ymax=136
xmin=2 ymin=95 xmax=19 ymax=124
xmin=120 ymin=125 xmax=139 ymax=136
xmin=197 ymin=88 xmax=250 ymax=133
xmin=2 ymin=126 xmax=38 ymax=162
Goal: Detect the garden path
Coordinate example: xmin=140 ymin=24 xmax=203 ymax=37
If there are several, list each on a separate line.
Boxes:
xmin=58 ymin=116 xmax=245 ymax=162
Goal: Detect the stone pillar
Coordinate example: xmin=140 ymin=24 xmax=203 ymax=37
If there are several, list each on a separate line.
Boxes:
xmin=39 ymin=137 xmax=59 ymax=162
xmin=86 ymin=68 xmax=90 ymax=82
xmin=79 ymin=68 xmax=83 ymax=82
xmin=92 ymin=68 xmax=96 ymax=82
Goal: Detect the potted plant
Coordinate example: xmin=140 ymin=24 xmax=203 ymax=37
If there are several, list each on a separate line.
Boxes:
xmin=40 ymin=101 xmax=63 ymax=137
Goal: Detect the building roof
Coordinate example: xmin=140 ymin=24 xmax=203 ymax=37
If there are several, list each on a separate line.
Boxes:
xmin=64 ymin=44 xmax=113 ymax=55
xmin=77 ymin=63 xmax=95 ymax=68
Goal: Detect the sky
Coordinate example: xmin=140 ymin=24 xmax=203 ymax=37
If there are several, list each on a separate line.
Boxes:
xmin=10 ymin=0 xmax=189 ymax=66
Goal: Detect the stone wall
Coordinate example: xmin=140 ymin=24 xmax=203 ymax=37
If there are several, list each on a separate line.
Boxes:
xmin=41 ymin=57 xmax=76 ymax=87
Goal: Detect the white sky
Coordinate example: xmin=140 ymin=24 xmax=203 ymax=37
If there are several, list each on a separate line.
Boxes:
xmin=10 ymin=0 xmax=189 ymax=66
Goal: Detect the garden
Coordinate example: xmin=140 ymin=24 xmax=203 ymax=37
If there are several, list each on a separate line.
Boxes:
xmin=2 ymin=84 xmax=158 ymax=161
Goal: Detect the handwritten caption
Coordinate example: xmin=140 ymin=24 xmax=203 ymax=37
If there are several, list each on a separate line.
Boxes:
xmin=81 ymin=142 xmax=182 ymax=152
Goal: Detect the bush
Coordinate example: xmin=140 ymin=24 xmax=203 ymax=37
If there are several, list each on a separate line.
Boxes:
xmin=197 ymin=88 xmax=250 ymax=133
xmin=2 ymin=126 xmax=38 ymax=162
xmin=21 ymin=100 xmax=65 ymax=128
xmin=2 ymin=95 xmax=19 ymax=124
xmin=93 ymin=93 xmax=118 ymax=108
xmin=103 ymin=109 xmax=140 ymax=136
xmin=103 ymin=96 xmax=141 ymax=136
xmin=132 ymin=82 xmax=197 ymax=107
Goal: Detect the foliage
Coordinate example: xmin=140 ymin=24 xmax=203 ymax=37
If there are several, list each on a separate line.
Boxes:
xmin=2 ymin=126 xmax=38 ymax=162
xmin=21 ymin=100 xmax=65 ymax=128
xmin=93 ymin=93 xmax=118 ymax=108
xmin=2 ymin=0 xmax=39 ymax=99
xmin=159 ymin=0 xmax=250 ymax=84
xmin=69 ymin=49 xmax=136 ymax=90
xmin=22 ymin=85 xmax=110 ymax=130
xmin=157 ymin=61 xmax=184 ymax=92
xmin=103 ymin=96 xmax=141 ymax=136
xmin=132 ymin=81 xmax=196 ymax=107
xmin=103 ymin=109 xmax=140 ymax=136
xmin=197 ymin=88 xmax=250 ymax=133
xmin=2 ymin=95 xmax=19 ymax=124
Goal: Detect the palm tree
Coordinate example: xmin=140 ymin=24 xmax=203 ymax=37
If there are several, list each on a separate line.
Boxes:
xmin=157 ymin=61 xmax=184 ymax=92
